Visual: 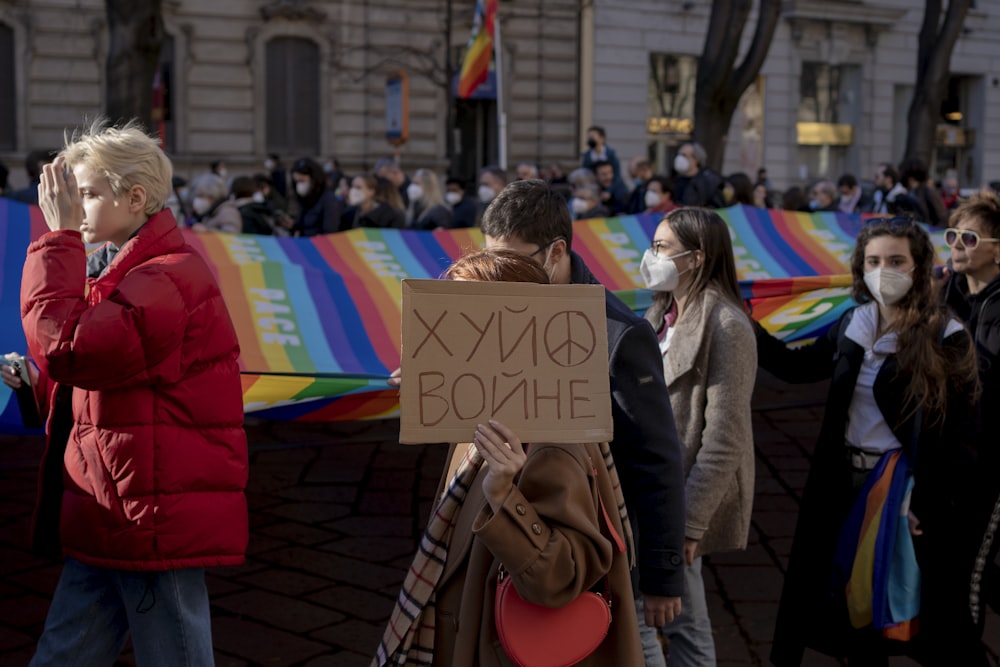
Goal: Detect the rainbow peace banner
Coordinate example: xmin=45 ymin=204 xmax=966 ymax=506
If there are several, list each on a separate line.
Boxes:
xmin=0 ymin=199 xmax=949 ymax=432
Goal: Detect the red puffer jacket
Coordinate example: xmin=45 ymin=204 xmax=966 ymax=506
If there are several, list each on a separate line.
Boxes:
xmin=21 ymin=210 xmax=248 ymax=571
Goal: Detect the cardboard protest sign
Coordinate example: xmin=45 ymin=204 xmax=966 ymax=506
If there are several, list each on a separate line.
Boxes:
xmin=399 ymin=279 xmax=612 ymax=444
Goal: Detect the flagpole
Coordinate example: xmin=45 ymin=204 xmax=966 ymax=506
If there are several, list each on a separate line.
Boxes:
xmin=494 ymin=8 xmax=507 ymax=171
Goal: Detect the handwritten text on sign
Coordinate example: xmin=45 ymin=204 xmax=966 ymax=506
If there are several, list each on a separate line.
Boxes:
xmin=399 ymin=280 xmax=612 ymax=444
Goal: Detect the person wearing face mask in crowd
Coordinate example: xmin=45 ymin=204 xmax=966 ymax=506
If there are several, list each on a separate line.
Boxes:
xmin=476 ymin=165 xmax=507 ymax=223
xmin=165 ymin=175 xmax=189 ymax=223
xmin=229 ymin=176 xmax=279 ymax=235
xmin=808 ymin=180 xmax=839 ymax=212
xmin=444 ymin=177 xmax=477 ymax=228
xmin=210 ymin=159 xmax=228 ymax=180
xmin=626 ymin=157 xmax=655 ymax=214
xmin=264 ymin=153 xmax=288 ymax=200
xmin=673 ymin=143 xmax=725 ymax=209
xmin=758 ymin=217 xmax=985 ymax=666
xmin=637 ymin=208 xmax=756 ymax=667
xmin=644 ymin=176 xmax=678 ymax=215
xmin=340 ymin=174 xmax=405 ymax=230
xmin=837 ymin=173 xmax=872 ymax=214
xmin=187 ymin=172 xmax=241 ymax=233
xmin=291 ymin=158 xmax=342 ymax=236
xmin=406 ymin=168 xmax=453 ymax=230
xmin=580 ymin=125 xmax=623 ymax=189
xmin=569 ymin=184 xmax=609 ymax=220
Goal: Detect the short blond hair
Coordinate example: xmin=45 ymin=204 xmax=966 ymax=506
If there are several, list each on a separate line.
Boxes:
xmin=60 ymin=118 xmax=173 ymax=216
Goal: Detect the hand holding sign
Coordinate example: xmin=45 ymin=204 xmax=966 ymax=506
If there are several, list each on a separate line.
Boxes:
xmin=474 ymin=419 xmax=526 ymax=512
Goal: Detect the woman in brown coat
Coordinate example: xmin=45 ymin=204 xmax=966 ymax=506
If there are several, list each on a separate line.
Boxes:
xmin=638 ymin=208 xmax=757 ymax=666
xmin=374 ymin=249 xmax=643 ymax=667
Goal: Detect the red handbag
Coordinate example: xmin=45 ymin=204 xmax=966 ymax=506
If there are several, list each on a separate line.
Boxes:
xmin=494 ymin=465 xmax=625 ymax=667
xmin=495 ymin=571 xmax=611 ymax=667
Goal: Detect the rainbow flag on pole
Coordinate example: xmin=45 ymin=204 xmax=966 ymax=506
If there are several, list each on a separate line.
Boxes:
xmin=457 ymin=0 xmax=498 ymax=98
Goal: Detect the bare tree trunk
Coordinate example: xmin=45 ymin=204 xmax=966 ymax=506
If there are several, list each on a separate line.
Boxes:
xmin=693 ymin=0 xmax=781 ymax=172
xmin=105 ymin=0 xmax=165 ymax=126
xmin=904 ymin=0 xmax=971 ymax=166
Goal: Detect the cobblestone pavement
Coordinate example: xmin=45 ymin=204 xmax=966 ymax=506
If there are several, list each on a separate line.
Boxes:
xmin=0 ymin=372 xmax=997 ymax=666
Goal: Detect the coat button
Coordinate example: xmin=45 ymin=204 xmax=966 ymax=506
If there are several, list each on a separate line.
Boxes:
xmin=670 ymin=554 xmax=682 ymax=566
xmin=531 ymin=523 xmax=542 ymax=535
xmin=516 ymin=504 xmax=526 ymax=515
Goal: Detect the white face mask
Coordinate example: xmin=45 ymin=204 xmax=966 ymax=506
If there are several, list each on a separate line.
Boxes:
xmin=445 ymin=191 xmax=462 ymax=206
xmin=863 ymin=268 xmax=913 ymax=306
xmin=252 ymin=191 xmax=266 ymax=204
xmin=644 ymin=190 xmax=662 ymax=209
xmin=348 ymin=187 xmax=367 ymax=206
xmin=216 ymin=168 xmax=228 ymax=179
xmin=570 ymin=197 xmax=589 ymax=215
xmin=264 ymin=159 xmax=275 ymax=171
xmin=673 ymin=155 xmax=691 ymax=174
xmin=478 ymin=185 xmax=497 ymax=204
xmin=295 ymin=181 xmax=312 ymax=197
xmin=407 ymin=183 xmax=424 ymax=202
xmin=640 ymin=248 xmax=692 ymax=292
xmin=541 ymin=245 xmax=558 ymax=283
xmin=192 ymin=196 xmax=212 ymax=216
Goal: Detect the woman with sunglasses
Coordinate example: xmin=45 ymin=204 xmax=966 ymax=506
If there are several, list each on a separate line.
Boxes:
xmin=637 ymin=208 xmax=756 ymax=666
xmin=760 ymin=217 xmax=983 ymax=666
xmin=940 ymin=189 xmax=1000 ymax=645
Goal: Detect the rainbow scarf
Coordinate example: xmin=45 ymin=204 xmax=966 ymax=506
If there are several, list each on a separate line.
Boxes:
xmin=834 ymin=450 xmax=921 ymax=641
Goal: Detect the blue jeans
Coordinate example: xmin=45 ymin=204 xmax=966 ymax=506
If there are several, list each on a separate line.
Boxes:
xmin=636 ymin=557 xmax=716 ymax=667
xmin=30 ymin=558 xmax=214 ymax=667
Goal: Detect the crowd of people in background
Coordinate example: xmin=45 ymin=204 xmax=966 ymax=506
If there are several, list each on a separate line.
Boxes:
xmin=0 ymin=123 xmax=989 ymax=241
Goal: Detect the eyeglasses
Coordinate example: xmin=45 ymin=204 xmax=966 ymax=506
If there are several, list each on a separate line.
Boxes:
xmin=944 ymin=228 xmax=1000 ymax=249
xmin=529 ymin=237 xmax=564 ymax=257
xmin=651 ymin=240 xmax=670 ymax=256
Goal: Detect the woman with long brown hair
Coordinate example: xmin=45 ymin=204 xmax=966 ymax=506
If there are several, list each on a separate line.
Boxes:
xmin=761 ymin=218 xmax=983 ymax=665
xmin=638 ymin=208 xmax=756 ymax=666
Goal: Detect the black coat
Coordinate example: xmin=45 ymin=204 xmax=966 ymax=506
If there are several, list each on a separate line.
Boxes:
xmin=295 ymin=190 xmax=342 ymax=237
xmin=759 ymin=307 xmax=984 ymax=665
xmin=412 ymin=202 xmax=453 ymax=230
xmin=570 ymin=252 xmax=686 ymax=597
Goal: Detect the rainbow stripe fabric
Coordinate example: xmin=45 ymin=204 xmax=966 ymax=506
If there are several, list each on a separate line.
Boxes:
xmin=0 ymin=199 xmax=950 ymax=432
xmin=834 ymin=450 xmax=921 ymax=640
xmin=456 ymin=0 xmax=498 ymax=98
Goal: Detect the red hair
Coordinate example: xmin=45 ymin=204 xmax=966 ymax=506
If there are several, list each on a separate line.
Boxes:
xmin=443 ymin=248 xmax=549 ymax=284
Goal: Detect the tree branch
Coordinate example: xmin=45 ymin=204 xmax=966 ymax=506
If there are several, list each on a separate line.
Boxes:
xmin=733 ymin=0 xmax=782 ymax=94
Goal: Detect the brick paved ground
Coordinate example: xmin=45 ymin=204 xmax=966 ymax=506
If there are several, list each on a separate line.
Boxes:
xmin=0 ymin=372 xmax=997 ymax=666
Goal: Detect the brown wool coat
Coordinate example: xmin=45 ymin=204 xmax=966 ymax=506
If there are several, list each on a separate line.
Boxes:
xmin=660 ymin=289 xmax=757 ymax=557
xmin=432 ymin=442 xmax=643 ymax=667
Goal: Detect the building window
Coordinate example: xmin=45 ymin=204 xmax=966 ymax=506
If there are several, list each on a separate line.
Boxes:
xmin=266 ymin=37 xmax=319 ymax=156
xmin=0 ymin=23 xmax=15 ymax=151
xmin=796 ymin=62 xmax=860 ymax=180
xmin=646 ymin=53 xmax=697 ymax=174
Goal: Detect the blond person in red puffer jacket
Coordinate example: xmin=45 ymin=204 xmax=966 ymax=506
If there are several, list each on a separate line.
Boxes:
xmin=6 ymin=118 xmax=248 ymax=667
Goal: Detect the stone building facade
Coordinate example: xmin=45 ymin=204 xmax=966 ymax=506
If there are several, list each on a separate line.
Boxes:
xmin=590 ymin=0 xmax=1000 ymax=190
xmin=3 ymin=1 xmax=1000 ymax=192
xmin=0 ymin=0 xmax=581 ymax=186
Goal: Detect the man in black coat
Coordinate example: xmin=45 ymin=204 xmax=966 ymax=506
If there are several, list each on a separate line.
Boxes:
xmin=479 ymin=179 xmax=687 ymax=644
